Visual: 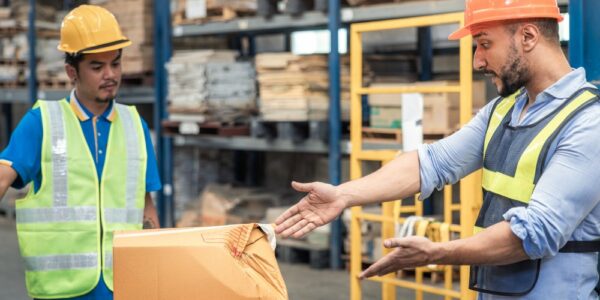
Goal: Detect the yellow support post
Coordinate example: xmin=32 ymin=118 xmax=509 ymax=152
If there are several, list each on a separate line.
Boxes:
xmin=349 ymin=22 xmax=364 ymax=300
xmin=349 ymin=12 xmax=480 ymax=300
xmin=381 ymin=158 xmax=397 ymax=300
xmin=458 ymin=15 xmax=478 ymax=300
xmin=381 ymin=199 xmax=396 ymax=300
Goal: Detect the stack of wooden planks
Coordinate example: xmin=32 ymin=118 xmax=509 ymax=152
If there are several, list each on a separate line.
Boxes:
xmin=96 ymin=0 xmax=154 ymax=75
xmin=256 ymin=53 xmax=346 ymax=121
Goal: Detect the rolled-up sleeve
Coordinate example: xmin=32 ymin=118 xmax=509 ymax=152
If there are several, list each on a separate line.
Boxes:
xmin=503 ymin=104 xmax=600 ymax=259
xmin=417 ymin=100 xmax=495 ymax=199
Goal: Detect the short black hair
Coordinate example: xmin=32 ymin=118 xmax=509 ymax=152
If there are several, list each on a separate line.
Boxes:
xmin=505 ymin=18 xmax=560 ymax=46
xmin=65 ymin=52 xmax=85 ymax=71
xmin=64 ymin=49 xmax=123 ymax=72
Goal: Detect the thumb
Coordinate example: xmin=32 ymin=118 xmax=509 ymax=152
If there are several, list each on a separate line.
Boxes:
xmin=383 ymin=238 xmax=405 ymax=248
xmin=291 ymin=181 xmax=314 ymax=193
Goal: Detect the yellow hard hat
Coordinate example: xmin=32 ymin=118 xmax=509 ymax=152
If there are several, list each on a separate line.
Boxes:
xmin=58 ymin=5 xmax=132 ymax=54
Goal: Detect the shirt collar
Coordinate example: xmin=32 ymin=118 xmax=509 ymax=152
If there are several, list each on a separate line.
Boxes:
xmin=68 ymin=89 xmax=117 ymax=122
xmin=540 ymin=67 xmax=588 ymax=100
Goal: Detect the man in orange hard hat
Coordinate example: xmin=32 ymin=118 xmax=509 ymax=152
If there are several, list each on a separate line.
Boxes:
xmin=275 ymin=0 xmax=600 ymax=298
xmin=0 ymin=5 xmax=161 ymax=300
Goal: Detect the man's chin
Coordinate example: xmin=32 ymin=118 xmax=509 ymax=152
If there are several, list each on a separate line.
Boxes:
xmin=95 ymin=96 xmax=114 ymax=103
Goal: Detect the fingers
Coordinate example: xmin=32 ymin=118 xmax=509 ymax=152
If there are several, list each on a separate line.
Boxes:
xmin=384 ymin=238 xmax=406 ymax=248
xmin=291 ymin=222 xmax=317 ymax=239
xmin=359 ymin=255 xmax=393 ymax=279
xmin=275 ymin=213 xmax=303 ymax=235
xmin=279 ymin=219 xmax=308 ymax=238
xmin=274 ymin=205 xmax=301 ymax=235
xmin=291 ymin=181 xmax=313 ymax=193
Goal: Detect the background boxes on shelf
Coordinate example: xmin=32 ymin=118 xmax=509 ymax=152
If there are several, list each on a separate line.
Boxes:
xmin=370 ymin=106 xmax=402 ymax=129
xmin=368 ymin=80 xmax=486 ymax=134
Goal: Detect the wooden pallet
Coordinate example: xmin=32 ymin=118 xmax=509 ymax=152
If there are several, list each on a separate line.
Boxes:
xmin=0 ymin=80 xmax=26 ymax=88
xmin=162 ymin=119 xmax=250 ymax=136
xmin=362 ymin=127 xmax=454 ymax=145
xmin=121 ymin=71 xmax=154 ymax=86
xmin=251 ymin=119 xmax=333 ymax=141
xmin=173 ymin=5 xmax=255 ymax=25
xmin=0 ymin=58 xmax=26 ymax=66
xmin=0 ymin=26 xmax=23 ymax=36
xmin=38 ymin=78 xmax=71 ymax=90
xmin=362 ymin=127 xmax=402 ymax=144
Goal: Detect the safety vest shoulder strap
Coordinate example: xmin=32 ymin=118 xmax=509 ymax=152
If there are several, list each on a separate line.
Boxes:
xmin=483 ymin=90 xmax=521 ymax=156
xmin=483 ymin=88 xmax=599 ymax=203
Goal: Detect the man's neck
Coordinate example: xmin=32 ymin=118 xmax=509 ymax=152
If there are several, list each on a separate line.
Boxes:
xmin=74 ymin=89 xmax=110 ymax=117
xmin=524 ymin=52 xmax=572 ymax=105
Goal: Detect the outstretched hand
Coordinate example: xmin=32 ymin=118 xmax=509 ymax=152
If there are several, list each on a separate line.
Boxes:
xmin=359 ymin=236 xmax=440 ymax=279
xmin=274 ymin=181 xmax=347 ymax=239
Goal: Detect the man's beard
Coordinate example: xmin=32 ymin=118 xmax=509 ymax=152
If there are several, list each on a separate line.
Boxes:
xmin=95 ymin=96 xmax=115 ymax=103
xmin=492 ymin=43 xmax=530 ymax=97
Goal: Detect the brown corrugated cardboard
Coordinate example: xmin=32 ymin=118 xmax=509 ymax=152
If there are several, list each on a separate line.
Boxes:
xmin=113 ymin=224 xmax=288 ymax=300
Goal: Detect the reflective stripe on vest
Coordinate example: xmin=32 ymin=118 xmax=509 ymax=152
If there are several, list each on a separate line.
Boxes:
xmin=482 ymin=91 xmax=595 ymax=203
xmin=477 ymin=89 xmax=598 ymax=228
xmin=15 ymin=99 xmax=146 ymax=299
xmin=115 ymin=104 xmax=143 ymax=214
xmin=24 ymin=253 xmax=98 ymax=271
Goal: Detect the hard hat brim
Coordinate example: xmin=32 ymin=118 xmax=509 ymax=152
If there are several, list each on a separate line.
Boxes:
xmin=57 ymin=39 xmax=132 ymax=54
xmin=81 ymin=40 xmax=132 ymax=54
xmin=448 ymin=26 xmax=470 ymax=40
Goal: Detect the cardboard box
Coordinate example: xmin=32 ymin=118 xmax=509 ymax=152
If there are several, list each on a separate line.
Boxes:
xmin=368 ymin=81 xmax=486 ymax=134
xmin=370 ymin=106 xmax=402 ymax=129
xmin=113 ymin=224 xmax=288 ymax=300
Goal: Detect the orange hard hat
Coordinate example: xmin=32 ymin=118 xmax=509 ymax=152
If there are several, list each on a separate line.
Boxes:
xmin=449 ymin=0 xmax=563 ymax=40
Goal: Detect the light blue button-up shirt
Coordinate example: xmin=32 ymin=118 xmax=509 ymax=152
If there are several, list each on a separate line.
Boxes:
xmin=418 ymin=68 xmax=600 ymax=300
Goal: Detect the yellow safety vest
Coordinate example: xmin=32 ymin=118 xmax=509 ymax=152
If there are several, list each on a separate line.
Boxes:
xmin=470 ymin=88 xmax=599 ymax=296
xmin=15 ymin=99 xmax=147 ymax=299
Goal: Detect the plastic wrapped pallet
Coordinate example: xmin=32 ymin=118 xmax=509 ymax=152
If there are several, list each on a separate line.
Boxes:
xmin=167 ymin=50 xmax=257 ymax=123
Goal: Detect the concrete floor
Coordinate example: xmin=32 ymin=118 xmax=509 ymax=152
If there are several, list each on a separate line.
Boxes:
xmin=0 ymin=217 xmax=443 ymax=300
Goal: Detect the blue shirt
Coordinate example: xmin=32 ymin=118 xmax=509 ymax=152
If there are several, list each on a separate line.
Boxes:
xmin=418 ymin=68 xmax=600 ymax=300
xmin=0 ymin=90 xmax=162 ymax=300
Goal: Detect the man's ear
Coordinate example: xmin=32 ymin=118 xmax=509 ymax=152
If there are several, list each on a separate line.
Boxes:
xmin=65 ymin=64 xmax=78 ymax=84
xmin=520 ymin=23 xmax=540 ymax=52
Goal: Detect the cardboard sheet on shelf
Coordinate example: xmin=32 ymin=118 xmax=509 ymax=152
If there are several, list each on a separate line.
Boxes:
xmin=113 ymin=223 xmax=287 ymax=300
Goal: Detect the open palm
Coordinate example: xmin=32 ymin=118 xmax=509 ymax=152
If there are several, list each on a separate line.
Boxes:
xmin=274 ymin=181 xmax=347 ymax=238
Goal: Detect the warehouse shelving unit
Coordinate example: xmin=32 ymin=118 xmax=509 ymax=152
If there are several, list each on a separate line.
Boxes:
xmin=9 ymin=0 xmax=573 ymax=276
xmin=163 ymin=0 xmax=478 ymax=270
xmin=157 ymin=0 xmax=571 ymax=270
xmin=348 ymin=12 xmax=477 ymax=300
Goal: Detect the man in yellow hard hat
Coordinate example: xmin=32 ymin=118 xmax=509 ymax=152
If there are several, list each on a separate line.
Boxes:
xmin=275 ymin=0 xmax=600 ymax=298
xmin=0 ymin=5 xmax=161 ymax=299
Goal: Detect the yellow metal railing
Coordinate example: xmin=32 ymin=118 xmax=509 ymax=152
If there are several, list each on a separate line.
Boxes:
xmin=349 ymin=12 xmax=480 ymax=300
